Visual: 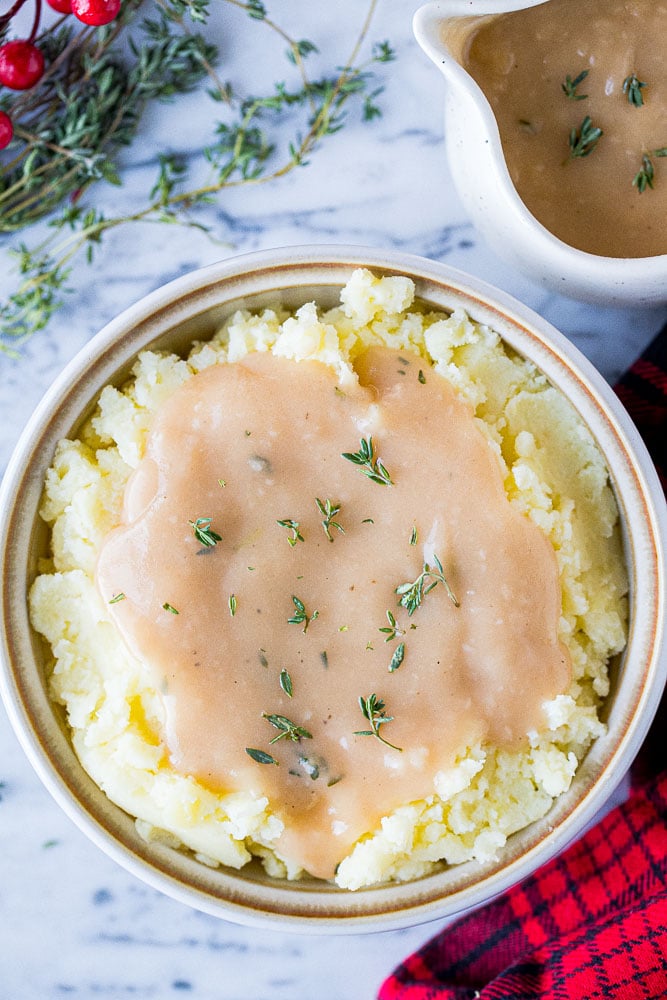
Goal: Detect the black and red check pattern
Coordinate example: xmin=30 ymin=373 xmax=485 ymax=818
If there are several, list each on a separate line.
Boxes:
xmin=380 ymin=325 xmax=667 ymax=1000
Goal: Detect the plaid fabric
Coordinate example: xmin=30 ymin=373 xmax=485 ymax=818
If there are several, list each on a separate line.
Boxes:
xmin=379 ymin=324 xmax=667 ymax=1000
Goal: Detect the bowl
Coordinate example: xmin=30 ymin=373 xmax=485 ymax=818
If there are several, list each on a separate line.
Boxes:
xmin=1 ymin=245 xmax=665 ymax=932
xmin=413 ymin=1 xmax=667 ymax=307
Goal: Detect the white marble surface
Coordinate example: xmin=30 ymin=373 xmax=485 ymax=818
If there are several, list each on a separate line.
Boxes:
xmin=0 ymin=3 xmax=665 ymax=998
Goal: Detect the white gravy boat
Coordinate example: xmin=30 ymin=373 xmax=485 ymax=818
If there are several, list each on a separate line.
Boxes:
xmin=413 ymin=0 xmax=667 ymax=306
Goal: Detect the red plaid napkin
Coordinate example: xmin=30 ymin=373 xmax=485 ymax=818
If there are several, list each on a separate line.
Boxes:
xmin=379 ymin=326 xmax=667 ymax=1000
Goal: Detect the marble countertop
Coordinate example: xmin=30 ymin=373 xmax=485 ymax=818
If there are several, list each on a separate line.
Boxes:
xmin=1 ymin=2 xmax=665 ymax=998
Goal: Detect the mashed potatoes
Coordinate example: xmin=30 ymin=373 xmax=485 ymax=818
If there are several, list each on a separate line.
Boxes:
xmin=29 ymin=269 xmax=627 ymax=889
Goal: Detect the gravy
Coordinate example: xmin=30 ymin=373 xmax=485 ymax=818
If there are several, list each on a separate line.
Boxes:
xmin=97 ymin=348 xmax=570 ymax=879
xmin=462 ymin=0 xmax=667 ymax=257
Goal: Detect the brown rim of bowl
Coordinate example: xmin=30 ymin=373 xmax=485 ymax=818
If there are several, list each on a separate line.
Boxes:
xmin=1 ymin=246 xmax=665 ymax=931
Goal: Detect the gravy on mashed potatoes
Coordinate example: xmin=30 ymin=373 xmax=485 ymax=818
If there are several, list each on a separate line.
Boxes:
xmin=29 ymin=270 xmax=627 ymax=889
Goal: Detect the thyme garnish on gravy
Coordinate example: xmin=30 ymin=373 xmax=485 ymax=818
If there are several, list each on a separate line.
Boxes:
xmin=279 ymin=669 xmax=294 ymax=698
xmin=354 ymin=694 xmax=402 ymax=751
xmin=277 ymin=518 xmax=304 ymax=547
xmin=568 ymin=115 xmax=603 ymax=158
xmin=633 ymin=148 xmax=667 ymax=194
xmin=623 ymin=72 xmax=647 ymax=107
xmin=341 ymin=436 xmax=393 ymax=486
xmin=288 ymin=595 xmax=319 ymax=632
xmin=379 ymin=609 xmax=404 ymax=642
xmin=395 ymin=555 xmax=460 ymax=615
xmin=189 ymin=517 xmax=222 ymax=547
xmin=245 ymin=747 xmax=278 ymax=766
xmin=562 ymin=69 xmax=589 ymax=101
xmin=263 ymin=713 xmax=313 ymax=744
xmin=316 ymin=497 xmax=345 ymax=541
xmin=388 ymin=643 xmax=405 ymax=673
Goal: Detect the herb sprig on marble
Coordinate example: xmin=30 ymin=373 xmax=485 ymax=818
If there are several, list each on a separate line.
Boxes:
xmin=0 ymin=0 xmax=394 ymax=353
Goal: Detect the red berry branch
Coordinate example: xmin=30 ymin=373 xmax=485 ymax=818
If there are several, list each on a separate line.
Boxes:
xmin=0 ymin=0 xmax=120 ymax=126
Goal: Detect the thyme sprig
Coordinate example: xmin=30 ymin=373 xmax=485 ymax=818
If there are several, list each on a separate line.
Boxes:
xmin=316 ymin=497 xmax=344 ymax=542
xmin=0 ymin=0 xmax=393 ymax=352
xmin=633 ymin=148 xmax=667 ymax=193
xmin=341 ymin=436 xmax=393 ymax=486
xmin=277 ymin=518 xmax=304 ymax=547
xmin=288 ymin=594 xmax=319 ymax=632
xmin=396 ymin=555 xmax=459 ymax=616
xmin=354 ymin=693 xmax=401 ymax=751
xmin=633 ymin=153 xmax=654 ymax=193
xmin=623 ymin=73 xmax=647 ymax=107
xmin=190 ymin=516 xmax=222 ymax=547
xmin=263 ymin=712 xmax=312 ymax=744
xmin=379 ymin=609 xmax=404 ymax=642
xmin=568 ymin=115 xmax=603 ymax=158
xmin=561 ymin=69 xmax=589 ymax=101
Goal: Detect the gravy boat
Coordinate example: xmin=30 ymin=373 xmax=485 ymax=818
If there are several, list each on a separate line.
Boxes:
xmin=413 ymin=0 xmax=667 ymax=306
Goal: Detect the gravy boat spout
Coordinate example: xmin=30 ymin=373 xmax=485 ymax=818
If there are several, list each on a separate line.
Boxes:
xmin=413 ymin=0 xmax=667 ymax=306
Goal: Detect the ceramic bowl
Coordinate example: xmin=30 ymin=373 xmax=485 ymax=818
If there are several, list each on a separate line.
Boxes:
xmin=413 ymin=1 xmax=667 ymax=307
xmin=1 ymin=246 xmax=665 ymax=932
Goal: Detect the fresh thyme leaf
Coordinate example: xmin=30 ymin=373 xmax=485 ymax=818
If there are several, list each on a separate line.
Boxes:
xmin=287 ymin=39 xmax=319 ymax=65
xmin=623 ymin=73 xmax=647 ymax=107
xmin=108 ymin=592 xmax=126 ymax=604
xmin=655 ymin=148 xmax=667 ymax=157
xmin=320 ymin=651 xmax=329 ymax=669
xmin=379 ymin=609 xmax=404 ymax=642
xmin=288 ymin=595 xmax=319 ymax=632
xmin=228 ymin=593 xmax=237 ymax=616
xmin=410 ymin=525 xmax=418 ymax=546
xmin=246 ymin=0 xmax=267 ymax=19
xmin=190 ymin=516 xmax=222 ymax=547
xmin=163 ymin=602 xmax=179 ymax=614
xmin=341 ymin=436 xmax=393 ymax=486
xmin=246 ymin=747 xmax=278 ymax=765
xmin=279 ymin=668 xmax=293 ymax=698
xmin=561 ymin=69 xmax=589 ymax=100
xmin=418 ymin=369 xmax=426 ymax=384
xmin=354 ymin=693 xmax=402 ymax=751
xmin=633 ymin=153 xmax=655 ymax=193
xmin=568 ymin=115 xmax=603 ymax=159
xmin=388 ymin=642 xmax=405 ymax=673
xmin=315 ymin=497 xmax=345 ymax=541
xmin=373 ymin=40 xmax=395 ymax=63
xmin=263 ymin=713 xmax=312 ymax=744
xmin=395 ymin=554 xmax=459 ymax=615
xmin=277 ymin=518 xmax=304 ymax=547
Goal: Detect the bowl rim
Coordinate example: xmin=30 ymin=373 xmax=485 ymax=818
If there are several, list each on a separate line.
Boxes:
xmin=1 ymin=244 xmax=665 ymax=933
xmin=413 ymin=1 xmax=667 ymax=277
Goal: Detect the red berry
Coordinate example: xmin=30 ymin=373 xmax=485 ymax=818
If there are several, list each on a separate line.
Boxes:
xmin=0 ymin=110 xmax=13 ymax=149
xmin=0 ymin=40 xmax=45 ymax=91
xmin=46 ymin=0 xmax=73 ymax=12
xmin=71 ymin=0 xmax=121 ymax=26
